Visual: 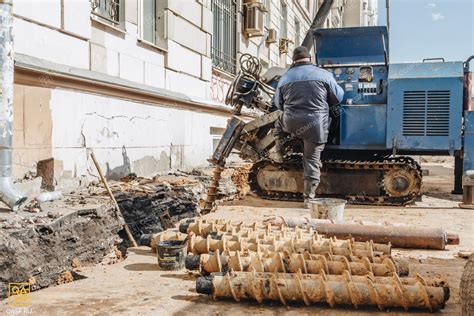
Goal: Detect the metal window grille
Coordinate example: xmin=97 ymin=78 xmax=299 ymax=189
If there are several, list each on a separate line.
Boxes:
xmin=212 ymin=0 xmax=237 ymax=74
xmin=90 ymin=0 xmax=121 ymax=25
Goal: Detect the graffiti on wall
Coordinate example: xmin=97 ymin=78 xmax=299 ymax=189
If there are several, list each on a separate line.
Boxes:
xmin=209 ymin=72 xmax=232 ymax=103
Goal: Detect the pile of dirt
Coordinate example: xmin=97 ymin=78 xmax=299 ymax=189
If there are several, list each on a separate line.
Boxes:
xmin=0 ymin=204 xmax=122 ymax=299
xmin=115 ymin=182 xmax=199 ymax=243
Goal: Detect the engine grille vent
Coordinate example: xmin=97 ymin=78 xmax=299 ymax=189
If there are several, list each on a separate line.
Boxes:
xmin=402 ymin=90 xmax=450 ymax=136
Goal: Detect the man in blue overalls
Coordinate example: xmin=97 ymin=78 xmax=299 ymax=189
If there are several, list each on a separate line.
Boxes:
xmin=273 ymin=46 xmax=344 ymax=207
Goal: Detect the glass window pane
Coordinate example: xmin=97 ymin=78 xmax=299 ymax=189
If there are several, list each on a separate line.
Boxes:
xmin=142 ymin=0 xmax=156 ymax=42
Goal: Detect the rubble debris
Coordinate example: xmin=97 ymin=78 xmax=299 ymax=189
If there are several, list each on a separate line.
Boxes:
xmin=115 ymin=183 xmax=199 ymax=243
xmin=187 ymin=249 xmax=404 ymax=276
xmin=196 ymin=271 xmax=449 ymax=311
xmin=101 ymin=245 xmax=125 ymax=265
xmin=57 ymin=271 xmax=74 ymax=285
xmin=35 ymin=191 xmax=63 ymax=202
xmin=230 ymin=164 xmax=252 ymax=197
xmin=458 ymin=251 xmax=473 ymax=259
xmin=71 ymin=258 xmax=81 ymax=269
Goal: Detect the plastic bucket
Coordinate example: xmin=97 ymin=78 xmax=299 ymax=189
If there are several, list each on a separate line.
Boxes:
xmin=309 ymin=198 xmax=346 ymax=221
xmin=157 ymin=240 xmax=188 ymax=270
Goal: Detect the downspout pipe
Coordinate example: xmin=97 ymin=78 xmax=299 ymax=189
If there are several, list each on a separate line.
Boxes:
xmin=0 ymin=0 xmax=26 ymax=210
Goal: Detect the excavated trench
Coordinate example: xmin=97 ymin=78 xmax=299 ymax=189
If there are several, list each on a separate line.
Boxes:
xmin=0 ymin=167 xmax=244 ymax=299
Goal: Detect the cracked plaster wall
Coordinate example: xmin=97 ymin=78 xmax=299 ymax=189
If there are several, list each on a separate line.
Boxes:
xmin=49 ymin=88 xmax=228 ymax=179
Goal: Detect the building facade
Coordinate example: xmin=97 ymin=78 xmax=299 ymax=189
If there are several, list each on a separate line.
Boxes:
xmin=342 ymin=0 xmax=378 ymax=27
xmin=11 ymin=0 xmax=364 ymax=183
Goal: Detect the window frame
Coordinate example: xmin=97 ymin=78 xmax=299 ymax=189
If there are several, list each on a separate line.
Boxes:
xmin=294 ymin=18 xmax=301 ymax=46
xmin=211 ymin=0 xmax=238 ymax=75
xmin=90 ymin=0 xmax=126 ymax=30
xmin=137 ymin=0 xmax=168 ymax=51
xmin=280 ymin=1 xmax=288 ymax=39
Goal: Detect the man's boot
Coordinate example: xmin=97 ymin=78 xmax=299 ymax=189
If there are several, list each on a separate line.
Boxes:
xmin=269 ymin=137 xmax=285 ymax=163
xmin=303 ymin=179 xmax=319 ymax=208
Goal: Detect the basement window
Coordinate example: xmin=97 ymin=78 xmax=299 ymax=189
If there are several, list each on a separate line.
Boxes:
xmin=138 ymin=0 xmax=167 ymax=50
xmin=90 ymin=0 xmax=126 ymax=30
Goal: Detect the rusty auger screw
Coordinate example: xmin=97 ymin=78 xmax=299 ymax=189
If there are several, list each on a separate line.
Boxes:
xmin=189 ymin=249 xmax=403 ymax=276
xmin=202 ymin=166 xmax=224 ymax=214
xmin=187 ymin=235 xmax=390 ymax=258
xmin=196 ymin=271 xmax=449 ymax=312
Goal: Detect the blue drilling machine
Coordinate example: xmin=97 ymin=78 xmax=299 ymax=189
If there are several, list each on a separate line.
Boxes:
xmin=202 ymin=1 xmax=474 ymax=212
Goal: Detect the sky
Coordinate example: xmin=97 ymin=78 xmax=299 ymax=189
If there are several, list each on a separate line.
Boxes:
xmin=377 ymin=0 xmax=474 ymax=63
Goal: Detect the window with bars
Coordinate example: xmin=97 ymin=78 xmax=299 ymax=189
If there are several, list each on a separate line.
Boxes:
xmin=212 ymin=0 xmax=237 ymax=74
xmin=90 ymin=0 xmax=125 ymax=28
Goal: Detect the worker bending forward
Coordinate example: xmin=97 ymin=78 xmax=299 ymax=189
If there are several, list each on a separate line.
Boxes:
xmin=273 ymin=46 xmax=344 ymax=207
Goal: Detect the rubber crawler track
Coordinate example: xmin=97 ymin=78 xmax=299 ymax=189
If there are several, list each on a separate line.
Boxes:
xmin=249 ymin=155 xmax=422 ymax=206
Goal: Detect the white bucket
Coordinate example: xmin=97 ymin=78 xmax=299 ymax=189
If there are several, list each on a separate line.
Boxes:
xmin=309 ymin=198 xmax=347 ymax=221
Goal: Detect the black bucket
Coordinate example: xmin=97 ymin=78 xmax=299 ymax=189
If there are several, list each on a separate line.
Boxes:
xmin=157 ymin=240 xmax=188 ymax=270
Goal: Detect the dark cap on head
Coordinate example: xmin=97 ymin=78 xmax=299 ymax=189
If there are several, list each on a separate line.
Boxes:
xmin=292 ymin=46 xmax=311 ymax=62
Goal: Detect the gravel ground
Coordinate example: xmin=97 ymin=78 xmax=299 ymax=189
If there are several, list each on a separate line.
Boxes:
xmin=0 ymin=162 xmax=472 ymax=315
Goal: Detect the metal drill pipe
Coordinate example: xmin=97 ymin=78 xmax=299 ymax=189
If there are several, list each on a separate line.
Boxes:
xmin=193 ymin=249 xmax=402 ymax=277
xmin=188 ymin=235 xmax=385 ymax=259
xmin=196 ymin=271 xmax=448 ymax=311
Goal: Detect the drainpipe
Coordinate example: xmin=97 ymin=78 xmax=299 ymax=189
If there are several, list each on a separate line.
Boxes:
xmin=0 ymin=0 xmax=26 ymax=210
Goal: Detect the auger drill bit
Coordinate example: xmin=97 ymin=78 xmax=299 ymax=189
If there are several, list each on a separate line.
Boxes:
xmin=196 ymin=271 xmax=449 ymax=312
xmin=188 ymin=235 xmax=388 ymax=259
xmin=186 ymin=249 xmax=404 ymax=276
xmin=202 ymin=166 xmax=224 ymax=214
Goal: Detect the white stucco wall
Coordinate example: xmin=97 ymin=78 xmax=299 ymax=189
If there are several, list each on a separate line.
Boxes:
xmin=50 ymin=88 xmax=229 ymax=178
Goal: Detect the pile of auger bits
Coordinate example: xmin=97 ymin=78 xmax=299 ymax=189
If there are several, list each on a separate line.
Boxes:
xmin=165 ymin=218 xmax=450 ymax=312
